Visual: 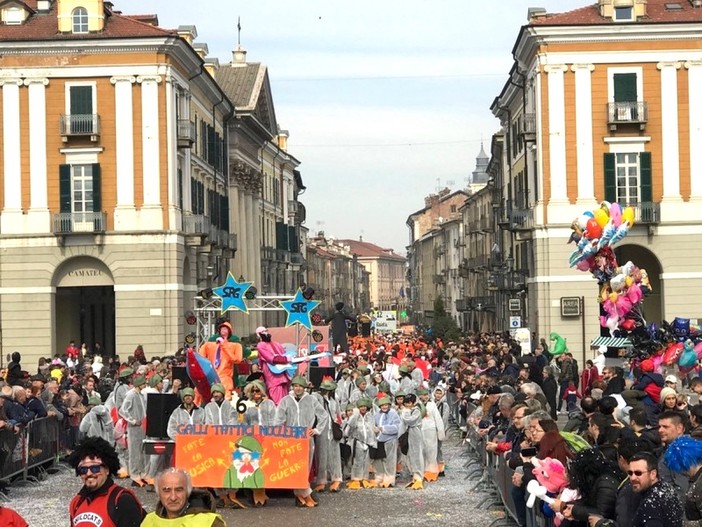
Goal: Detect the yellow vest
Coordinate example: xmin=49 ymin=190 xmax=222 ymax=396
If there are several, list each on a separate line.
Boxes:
xmin=141 ymin=511 xmax=222 ymax=527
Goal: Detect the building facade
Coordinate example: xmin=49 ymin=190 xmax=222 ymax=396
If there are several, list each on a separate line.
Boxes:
xmin=490 ymin=0 xmax=702 ymax=360
xmin=0 ymin=0 xmax=237 ymax=364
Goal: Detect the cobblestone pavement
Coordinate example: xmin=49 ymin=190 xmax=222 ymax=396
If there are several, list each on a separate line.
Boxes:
xmin=9 ymin=429 xmax=506 ymax=527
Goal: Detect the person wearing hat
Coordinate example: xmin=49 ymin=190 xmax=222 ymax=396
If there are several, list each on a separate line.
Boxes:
xmin=346 ymin=397 xmax=377 ymax=489
xmin=204 ymin=384 xmax=236 ymax=426
xmin=349 ymin=375 xmax=370 ymax=406
xmin=274 ymin=375 xmax=328 ymax=507
xmin=373 ymin=394 xmax=401 ymax=487
xmin=328 ymin=302 xmax=354 ymax=354
xmin=68 ymin=437 xmax=146 ymax=527
xmin=243 ymin=380 xmax=276 ymax=427
xmin=198 ymin=321 xmax=243 ymax=398
xmin=119 ymin=375 xmax=149 ymax=487
xmin=79 ymin=396 xmax=115 ymax=446
xmin=399 ymin=393 xmax=424 ymax=489
xmin=398 ymin=365 xmax=417 ymax=396
xmin=254 ymin=326 xmax=292 ymax=405
xmin=593 ymin=345 xmax=607 ymax=376
xmin=393 ymin=390 xmax=406 ymax=410
xmin=417 ymin=387 xmax=445 ymax=482
xmin=312 ymin=377 xmax=343 ymax=493
xmin=335 ymin=368 xmax=353 ymax=408
xmin=167 ymin=387 xmax=205 ymax=441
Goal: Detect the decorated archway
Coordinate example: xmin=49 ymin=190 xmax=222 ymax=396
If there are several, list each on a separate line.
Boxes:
xmin=613 ymin=244 xmax=663 ymax=326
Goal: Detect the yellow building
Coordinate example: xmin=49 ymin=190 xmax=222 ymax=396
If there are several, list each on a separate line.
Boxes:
xmin=493 ymin=0 xmax=702 ymax=361
xmin=0 ymin=0 xmax=234 ymax=362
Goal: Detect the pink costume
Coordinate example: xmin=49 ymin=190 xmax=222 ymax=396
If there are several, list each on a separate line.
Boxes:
xmin=256 ymin=340 xmax=291 ymax=405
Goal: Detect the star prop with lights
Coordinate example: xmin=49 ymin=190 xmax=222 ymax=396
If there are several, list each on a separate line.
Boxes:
xmin=280 ymin=288 xmax=321 ymax=331
xmin=213 ymin=272 xmax=253 ymax=314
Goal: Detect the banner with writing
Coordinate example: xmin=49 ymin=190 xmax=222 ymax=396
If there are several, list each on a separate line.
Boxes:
xmin=174 ymin=424 xmax=309 ymax=489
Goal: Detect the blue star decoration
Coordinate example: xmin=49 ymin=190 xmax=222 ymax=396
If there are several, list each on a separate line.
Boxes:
xmin=280 ymin=288 xmax=321 ymax=331
xmin=212 ymin=272 xmax=253 ymax=314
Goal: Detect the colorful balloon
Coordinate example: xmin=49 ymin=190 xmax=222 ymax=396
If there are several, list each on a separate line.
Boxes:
xmin=585 ymin=218 xmax=602 ymax=240
xmin=609 ymin=203 xmax=622 ymax=227
xmin=593 ymin=208 xmax=609 ymax=228
xmin=621 ymin=207 xmax=635 ymax=226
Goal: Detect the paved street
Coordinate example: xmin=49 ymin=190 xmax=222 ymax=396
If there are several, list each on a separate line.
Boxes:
xmin=9 ymin=433 xmax=504 ymax=527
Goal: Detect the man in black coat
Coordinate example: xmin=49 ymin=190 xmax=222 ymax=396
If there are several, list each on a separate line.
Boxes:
xmin=328 ymin=302 xmax=354 ymax=354
xmin=602 ymin=367 xmax=627 ymax=396
xmin=541 ymin=366 xmax=559 ymax=420
xmin=5 ymin=352 xmax=23 ymax=386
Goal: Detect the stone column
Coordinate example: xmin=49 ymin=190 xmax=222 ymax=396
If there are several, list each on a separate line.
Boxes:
xmin=686 ymin=61 xmax=702 ymax=201
xmin=657 ymin=62 xmax=682 ymax=203
xmin=111 ymin=76 xmax=137 ymax=230
xmin=571 ymin=64 xmax=596 ymax=206
xmin=25 ymin=78 xmax=51 ymax=232
xmin=137 ymin=75 xmax=163 ymax=228
xmin=544 ymin=64 xmax=569 ymax=204
xmin=1 ymin=79 xmax=23 ymax=233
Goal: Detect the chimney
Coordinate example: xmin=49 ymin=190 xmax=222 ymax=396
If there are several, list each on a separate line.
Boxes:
xmin=177 ymin=25 xmax=198 ymax=44
xmin=232 ymin=45 xmax=247 ymax=66
xmin=527 ymin=7 xmax=547 ymax=21
xmin=203 ymin=57 xmax=219 ymax=78
xmin=277 ymin=129 xmax=289 ymax=151
xmin=692 ymin=0 xmax=702 ymax=7
xmin=192 ymin=43 xmax=209 ymax=60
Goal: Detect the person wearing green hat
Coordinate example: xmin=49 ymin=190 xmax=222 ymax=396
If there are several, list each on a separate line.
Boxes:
xmin=373 ymin=394 xmax=401 ymax=488
xmin=204 ymin=383 xmax=235 ymax=426
xmin=399 ymin=393 xmax=424 ymax=490
xmin=346 ymin=397 xmax=377 ymax=489
xmin=312 ymin=377 xmax=343 ymax=493
xmin=398 ymin=365 xmax=417 ymax=396
xmin=336 ymin=368 xmax=354 ymax=408
xmin=119 ymin=375 xmax=148 ymax=487
xmin=274 ymin=374 xmax=329 ymax=507
xmin=349 ymin=376 xmax=369 ymax=406
xmin=394 ymin=391 xmax=406 ymax=410
xmin=417 ymin=386 xmax=445 ymax=482
xmin=166 ymin=387 xmax=205 ymax=441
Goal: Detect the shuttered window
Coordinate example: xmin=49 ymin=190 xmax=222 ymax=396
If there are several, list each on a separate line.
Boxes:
xmin=603 ymin=152 xmax=651 ymax=204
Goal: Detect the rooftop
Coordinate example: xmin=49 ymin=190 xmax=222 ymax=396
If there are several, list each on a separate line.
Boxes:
xmin=531 ymin=0 xmax=702 ymax=26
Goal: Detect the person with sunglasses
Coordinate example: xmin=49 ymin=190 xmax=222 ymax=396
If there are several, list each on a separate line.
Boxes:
xmin=68 ymin=437 xmax=145 ymax=527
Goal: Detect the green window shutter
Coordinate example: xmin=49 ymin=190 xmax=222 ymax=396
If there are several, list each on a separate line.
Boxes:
xmin=91 ymin=164 xmax=101 ymax=212
xmin=604 ymin=153 xmax=616 ymax=203
xmin=70 ymin=86 xmax=93 ymax=114
xmin=59 ymin=164 xmax=72 ymax=213
xmin=640 ymin=152 xmax=652 ymax=202
xmin=613 ymin=73 xmax=637 ymax=103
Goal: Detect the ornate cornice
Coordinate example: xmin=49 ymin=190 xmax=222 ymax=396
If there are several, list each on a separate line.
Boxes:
xmin=110 ymin=76 xmax=136 ymax=84
xmin=23 ymin=78 xmax=49 ymax=86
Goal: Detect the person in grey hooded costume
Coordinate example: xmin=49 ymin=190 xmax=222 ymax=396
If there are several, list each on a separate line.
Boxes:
xmin=243 ymin=380 xmax=276 ymax=426
xmin=345 ymin=397 xmax=377 ymax=489
xmin=274 ymin=375 xmax=328 ymax=508
xmin=373 ymin=394 xmax=401 ymax=487
xmin=79 ymin=396 xmax=115 ymax=445
xmin=119 ymin=375 xmax=148 ymax=486
xmin=203 ymin=383 xmax=235 ymax=425
xmin=312 ymin=377 xmax=343 ymax=493
xmin=400 ymin=393 xmax=425 ymax=489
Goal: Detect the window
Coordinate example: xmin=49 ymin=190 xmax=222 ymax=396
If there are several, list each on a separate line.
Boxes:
xmin=72 ymin=7 xmax=89 ymax=33
xmin=5 ymin=7 xmax=23 ymax=24
xmin=59 ymin=164 xmax=102 ymax=215
xmin=603 ymin=152 xmax=652 ymax=205
xmin=67 ymin=85 xmax=96 ymax=134
xmin=614 ymin=6 xmax=634 ymax=21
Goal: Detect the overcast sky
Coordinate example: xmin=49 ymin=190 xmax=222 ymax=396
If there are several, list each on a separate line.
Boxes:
xmin=134 ymin=0 xmax=586 ymax=254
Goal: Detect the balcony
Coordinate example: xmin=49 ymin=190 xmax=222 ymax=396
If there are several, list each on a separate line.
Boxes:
xmin=433 ymin=274 xmax=445 ymax=285
xmin=636 ymin=202 xmax=660 ymax=224
xmin=521 ymin=113 xmax=536 ymax=135
xmin=276 ymin=249 xmax=291 ymax=263
xmin=60 ymin=114 xmax=100 ymax=141
xmin=53 ymin=212 xmax=106 ymax=234
xmin=455 ymin=298 xmax=469 ymax=312
xmin=607 ymin=101 xmax=648 ymax=131
xmin=507 ymin=209 xmax=534 ymax=231
xmin=177 ymin=119 xmax=196 ymax=148
xmin=291 ymin=252 xmax=305 ymax=265
xmin=262 ymin=246 xmax=276 ymax=261
xmin=479 ymin=216 xmax=491 ymax=233
xmin=183 ymin=214 xmax=210 ymax=246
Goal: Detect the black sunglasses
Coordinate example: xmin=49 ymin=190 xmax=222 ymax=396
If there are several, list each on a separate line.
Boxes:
xmin=77 ymin=465 xmax=103 ymax=476
xmin=627 ymin=469 xmax=650 ymax=477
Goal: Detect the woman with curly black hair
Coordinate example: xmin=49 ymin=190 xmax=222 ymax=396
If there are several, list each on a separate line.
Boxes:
xmin=553 ymin=447 xmax=623 ymax=526
xmin=68 ymin=437 xmax=145 ymax=527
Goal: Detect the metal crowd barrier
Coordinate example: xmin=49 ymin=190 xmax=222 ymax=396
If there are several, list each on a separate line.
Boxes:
xmin=0 ymin=416 xmax=62 ymax=496
xmin=463 ymin=425 xmax=555 ymax=527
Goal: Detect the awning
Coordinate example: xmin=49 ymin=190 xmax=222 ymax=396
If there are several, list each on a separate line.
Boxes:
xmin=590 ymin=336 xmax=632 ymax=348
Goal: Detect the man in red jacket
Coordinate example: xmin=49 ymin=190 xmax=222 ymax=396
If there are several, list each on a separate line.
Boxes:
xmin=69 ymin=437 xmax=145 ymax=527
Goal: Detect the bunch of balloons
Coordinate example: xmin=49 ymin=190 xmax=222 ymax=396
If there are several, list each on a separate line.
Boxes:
xmin=569 ymin=202 xmax=636 ymax=268
xmin=567 ymin=202 xmax=652 ymax=337
xmin=626 ymin=318 xmax=702 ymax=375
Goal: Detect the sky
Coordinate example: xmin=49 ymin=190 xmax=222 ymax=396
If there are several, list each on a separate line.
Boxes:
xmin=134 ymin=0 xmax=587 ymax=254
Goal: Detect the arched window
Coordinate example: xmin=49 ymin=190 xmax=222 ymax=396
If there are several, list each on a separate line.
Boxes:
xmin=72 ymin=7 xmax=88 ymax=33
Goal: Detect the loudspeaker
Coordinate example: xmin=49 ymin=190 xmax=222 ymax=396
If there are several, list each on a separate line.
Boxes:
xmin=171 ymin=366 xmax=191 ymax=388
xmin=146 ymin=393 xmax=181 ymax=439
xmin=360 ymin=321 xmax=371 ymax=337
xmin=309 ymin=366 xmax=336 ymax=388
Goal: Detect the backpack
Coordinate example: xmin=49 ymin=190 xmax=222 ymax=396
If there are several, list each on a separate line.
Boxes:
xmin=559 ymin=431 xmax=590 ymax=455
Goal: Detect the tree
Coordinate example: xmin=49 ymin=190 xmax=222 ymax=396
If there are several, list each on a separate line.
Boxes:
xmin=430 ymin=295 xmax=462 ymax=341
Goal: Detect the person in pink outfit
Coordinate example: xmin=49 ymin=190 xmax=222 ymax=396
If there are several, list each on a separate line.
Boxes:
xmin=255 ymin=326 xmax=291 ymax=405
